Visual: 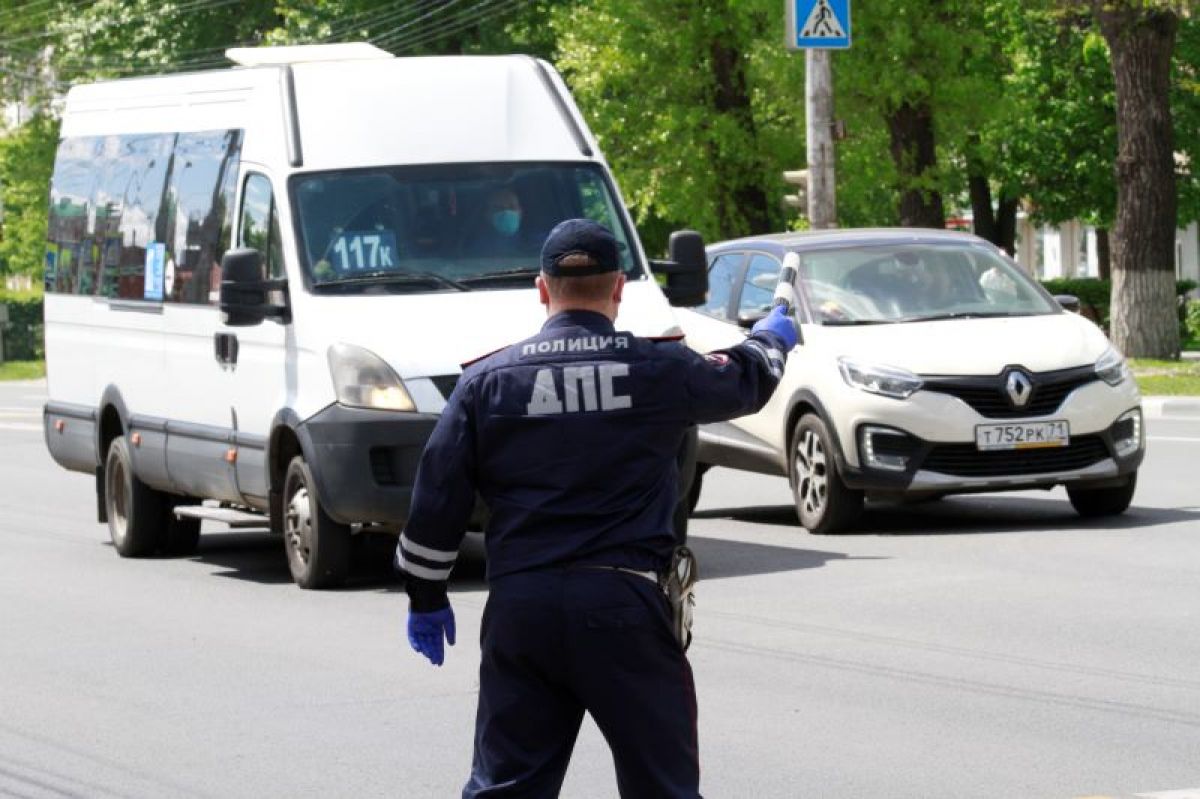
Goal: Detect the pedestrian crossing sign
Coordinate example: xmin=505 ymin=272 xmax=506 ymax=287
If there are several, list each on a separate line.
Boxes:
xmin=787 ymin=0 xmax=851 ymax=50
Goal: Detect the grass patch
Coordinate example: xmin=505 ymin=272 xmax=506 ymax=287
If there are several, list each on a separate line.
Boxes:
xmin=0 ymin=360 xmax=45 ymax=381
xmin=0 ymin=287 xmax=43 ymax=303
xmin=1184 ymin=338 xmax=1200 ymax=352
xmin=1129 ymin=358 xmax=1200 ymax=396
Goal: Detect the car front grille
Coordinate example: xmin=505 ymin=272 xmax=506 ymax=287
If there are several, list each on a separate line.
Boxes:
xmin=920 ymin=435 xmax=1110 ymax=477
xmin=921 ymin=366 xmax=1098 ymax=419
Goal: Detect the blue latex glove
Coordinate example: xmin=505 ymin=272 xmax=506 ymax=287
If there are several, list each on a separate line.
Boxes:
xmin=752 ymin=305 xmax=799 ymax=350
xmin=408 ymin=606 xmax=456 ymax=666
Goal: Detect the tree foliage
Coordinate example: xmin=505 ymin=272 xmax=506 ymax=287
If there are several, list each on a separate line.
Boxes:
xmin=0 ymin=0 xmax=1197 ymax=341
xmin=552 ymin=0 xmax=806 ymax=251
xmin=0 ymin=113 xmax=58 ymax=276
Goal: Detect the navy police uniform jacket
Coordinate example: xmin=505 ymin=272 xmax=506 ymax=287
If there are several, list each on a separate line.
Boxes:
xmin=398 ymin=309 xmax=788 ymax=610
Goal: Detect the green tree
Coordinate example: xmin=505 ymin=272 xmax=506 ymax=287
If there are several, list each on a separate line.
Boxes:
xmin=836 ymin=0 xmax=996 ymax=229
xmin=0 ymin=113 xmax=58 ymax=277
xmin=552 ymin=0 xmax=806 ymax=251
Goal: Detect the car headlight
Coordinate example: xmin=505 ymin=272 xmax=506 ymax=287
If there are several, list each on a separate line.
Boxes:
xmin=1095 ymin=346 xmax=1131 ymax=387
xmin=838 ymin=357 xmax=923 ymax=400
xmin=327 ymin=343 xmax=416 ymax=411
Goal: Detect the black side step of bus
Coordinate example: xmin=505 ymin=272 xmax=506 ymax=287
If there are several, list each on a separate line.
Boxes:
xmin=173 ymin=506 xmax=269 ymax=528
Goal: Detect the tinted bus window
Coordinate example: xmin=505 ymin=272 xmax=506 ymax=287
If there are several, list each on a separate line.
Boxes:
xmin=166 ymin=130 xmax=243 ymax=304
xmin=239 ymin=173 xmax=284 ymax=280
xmin=46 ymin=130 xmax=243 ymax=303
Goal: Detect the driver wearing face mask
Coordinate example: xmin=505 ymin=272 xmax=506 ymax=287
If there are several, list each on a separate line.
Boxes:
xmin=461 ymin=187 xmax=536 ymax=258
xmin=488 ymin=188 xmax=523 ymax=238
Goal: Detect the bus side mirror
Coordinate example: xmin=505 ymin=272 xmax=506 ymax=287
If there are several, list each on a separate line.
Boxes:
xmin=220 ymin=248 xmax=290 ymax=326
xmin=649 ymin=230 xmax=708 ymax=308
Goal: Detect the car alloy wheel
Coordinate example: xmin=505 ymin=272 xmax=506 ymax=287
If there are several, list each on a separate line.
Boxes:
xmin=789 ymin=414 xmax=863 ymax=535
xmin=794 ymin=428 xmax=828 ymax=520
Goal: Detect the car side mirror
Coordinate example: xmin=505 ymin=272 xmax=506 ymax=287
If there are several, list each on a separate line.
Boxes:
xmin=737 ymin=308 xmax=769 ymax=329
xmin=1054 ymin=294 xmax=1081 ymax=313
xmin=649 ymin=229 xmax=708 ymax=307
xmin=220 ymin=248 xmax=290 ymax=326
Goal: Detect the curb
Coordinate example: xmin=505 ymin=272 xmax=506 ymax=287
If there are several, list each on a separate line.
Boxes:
xmin=1142 ymin=395 xmax=1200 ymax=419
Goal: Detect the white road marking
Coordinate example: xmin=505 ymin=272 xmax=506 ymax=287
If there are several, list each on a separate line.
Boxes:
xmin=0 ymin=422 xmax=41 ymax=432
xmin=1146 ymin=435 xmax=1200 ymax=443
xmin=1134 ymin=790 xmax=1200 ymax=799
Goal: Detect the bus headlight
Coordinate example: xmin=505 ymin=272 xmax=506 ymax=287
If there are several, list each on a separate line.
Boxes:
xmin=327 ymin=343 xmax=416 ymax=411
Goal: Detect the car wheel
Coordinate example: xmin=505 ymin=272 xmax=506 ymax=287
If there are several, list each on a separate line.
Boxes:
xmin=1067 ymin=473 xmax=1137 ymax=517
xmin=282 ymin=456 xmax=350 ymax=589
xmin=104 ymin=435 xmax=167 ymax=557
xmin=790 ymin=414 xmax=863 ymax=535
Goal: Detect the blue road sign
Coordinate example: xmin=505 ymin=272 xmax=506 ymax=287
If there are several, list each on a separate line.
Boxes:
xmin=787 ymin=0 xmax=851 ymax=50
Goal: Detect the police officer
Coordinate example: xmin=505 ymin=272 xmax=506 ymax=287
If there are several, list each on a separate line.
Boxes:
xmin=397 ymin=219 xmax=797 ymax=798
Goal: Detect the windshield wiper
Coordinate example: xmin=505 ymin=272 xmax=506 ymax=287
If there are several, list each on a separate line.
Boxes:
xmin=457 ymin=267 xmax=542 ymax=286
xmin=896 ymin=311 xmax=1030 ymax=323
xmin=313 ymin=270 xmax=470 ymax=292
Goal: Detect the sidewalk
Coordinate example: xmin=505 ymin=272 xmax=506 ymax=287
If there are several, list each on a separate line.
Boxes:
xmin=1141 ymin=395 xmax=1200 ymax=419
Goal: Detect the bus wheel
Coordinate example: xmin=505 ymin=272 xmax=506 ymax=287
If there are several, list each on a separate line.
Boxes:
xmin=104 ymin=436 xmax=167 ymax=557
xmin=282 ymin=456 xmax=350 ymax=589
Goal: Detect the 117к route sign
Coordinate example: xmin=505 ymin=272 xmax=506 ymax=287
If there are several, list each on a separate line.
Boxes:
xmin=786 ymin=0 xmax=851 ymax=50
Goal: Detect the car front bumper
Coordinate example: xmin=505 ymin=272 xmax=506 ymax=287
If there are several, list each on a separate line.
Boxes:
xmin=831 ymin=378 xmax=1144 ymax=495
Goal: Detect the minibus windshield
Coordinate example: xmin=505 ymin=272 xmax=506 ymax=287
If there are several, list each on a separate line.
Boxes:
xmin=291 ymin=162 xmax=642 ymax=293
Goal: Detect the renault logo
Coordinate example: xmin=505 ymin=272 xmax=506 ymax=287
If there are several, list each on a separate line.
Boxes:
xmin=1005 ymin=370 xmax=1033 ymax=408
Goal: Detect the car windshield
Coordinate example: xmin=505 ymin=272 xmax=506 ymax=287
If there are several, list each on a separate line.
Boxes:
xmin=290 ymin=162 xmax=641 ymax=293
xmin=788 ymin=242 xmax=1058 ymax=324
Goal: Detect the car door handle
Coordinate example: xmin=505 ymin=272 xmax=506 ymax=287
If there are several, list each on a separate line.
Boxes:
xmin=214 ymin=332 xmax=239 ymax=367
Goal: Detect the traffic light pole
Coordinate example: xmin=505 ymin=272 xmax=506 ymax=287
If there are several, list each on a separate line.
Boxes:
xmin=806 ymin=48 xmax=836 ymax=229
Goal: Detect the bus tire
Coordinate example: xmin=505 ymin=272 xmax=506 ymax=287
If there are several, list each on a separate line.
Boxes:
xmin=282 ymin=456 xmax=350 ymax=589
xmin=104 ymin=436 xmax=167 ymax=558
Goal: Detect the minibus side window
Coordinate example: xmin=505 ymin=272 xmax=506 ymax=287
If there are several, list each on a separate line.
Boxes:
xmin=164 ymin=130 xmax=243 ymax=305
xmin=239 ymin=174 xmax=285 ymax=279
xmin=46 ymin=130 xmax=243 ymax=303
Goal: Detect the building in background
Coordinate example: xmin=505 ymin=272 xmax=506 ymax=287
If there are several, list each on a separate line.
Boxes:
xmin=1012 ymin=216 xmax=1199 ymax=286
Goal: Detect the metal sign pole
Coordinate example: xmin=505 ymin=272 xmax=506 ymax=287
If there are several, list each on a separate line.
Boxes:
xmin=787 ymin=0 xmax=849 ymax=229
xmin=805 ymin=48 xmax=836 ymax=229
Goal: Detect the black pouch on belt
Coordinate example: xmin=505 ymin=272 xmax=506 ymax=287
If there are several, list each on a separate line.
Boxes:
xmin=659 ymin=546 xmax=698 ymax=651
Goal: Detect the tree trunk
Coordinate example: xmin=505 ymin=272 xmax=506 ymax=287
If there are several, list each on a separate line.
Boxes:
xmin=995 ymin=195 xmax=1018 ymax=256
xmin=968 ymin=173 xmax=996 ymax=243
xmin=1096 ymin=227 xmax=1111 ymax=281
xmin=887 ymin=100 xmax=945 ymax=228
xmin=709 ymin=39 xmax=771 ymax=238
xmin=1096 ymin=2 xmax=1179 ymax=358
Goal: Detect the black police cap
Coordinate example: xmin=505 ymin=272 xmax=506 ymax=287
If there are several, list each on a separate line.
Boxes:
xmin=540 ymin=219 xmax=620 ymax=277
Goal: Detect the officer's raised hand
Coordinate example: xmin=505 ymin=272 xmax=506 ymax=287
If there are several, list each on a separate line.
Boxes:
xmin=408 ymin=605 xmax=456 ymax=666
xmin=752 ymin=305 xmax=799 ymax=350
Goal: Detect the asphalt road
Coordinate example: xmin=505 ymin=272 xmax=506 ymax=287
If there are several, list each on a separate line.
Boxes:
xmin=2 ymin=379 xmax=1199 ymax=799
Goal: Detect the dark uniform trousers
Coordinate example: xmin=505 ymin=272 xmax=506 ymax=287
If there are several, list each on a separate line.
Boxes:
xmin=464 ymin=568 xmax=700 ymax=798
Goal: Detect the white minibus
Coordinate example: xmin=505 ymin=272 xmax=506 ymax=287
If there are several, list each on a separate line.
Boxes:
xmin=42 ymin=44 xmax=707 ymax=588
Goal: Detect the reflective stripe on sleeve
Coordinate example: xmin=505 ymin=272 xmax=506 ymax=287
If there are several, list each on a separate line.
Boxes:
xmin=745 ymin=340 xmax=785 ymax=379
xmin=397 ymin=553 xmax=454 ymax=581
xmin=400 ymin=532 xmax=458 ymax=563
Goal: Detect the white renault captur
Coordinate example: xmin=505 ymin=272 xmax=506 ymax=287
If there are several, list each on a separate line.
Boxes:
xmin=677 ymin=229 xmax=1144 ymax=533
